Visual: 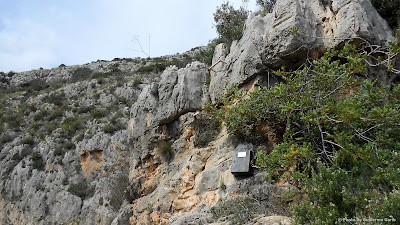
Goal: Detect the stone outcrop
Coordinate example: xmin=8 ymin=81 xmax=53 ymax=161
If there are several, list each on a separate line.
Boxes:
xmin=209 ymin=0 xmax=395 ymax=102
xmin=129 ymin=62 xmax=208 ymax=139
xmin=0 ymin=0 xmax=397 ymax=224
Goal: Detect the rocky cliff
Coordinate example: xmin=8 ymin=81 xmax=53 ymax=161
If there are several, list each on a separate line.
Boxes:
xmin=0 ymin=0 xmax=397 ymax=224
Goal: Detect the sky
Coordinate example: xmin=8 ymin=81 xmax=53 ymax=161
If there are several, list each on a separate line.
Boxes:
xmin=0 ymin=0 xmax=257 ymax=72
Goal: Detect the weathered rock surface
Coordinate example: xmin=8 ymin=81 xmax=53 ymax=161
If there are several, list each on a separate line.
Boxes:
xmin=209 ymin=0 xmax=396 ymax=102
xmin=129 ymin=62 xmax=208 ymax=139
xmin=0 ymin=0 xmax=397 ymax=224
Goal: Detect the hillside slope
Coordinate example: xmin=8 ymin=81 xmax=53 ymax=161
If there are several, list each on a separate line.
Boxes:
xmin=0 ymin=0 xmax=398 ymax=224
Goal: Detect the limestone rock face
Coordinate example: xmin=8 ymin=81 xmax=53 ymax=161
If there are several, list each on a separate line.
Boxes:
xmin=129 ymin=62 xmax=208 ymax=139
xmin=209 ymin=0 xmax=395 ymax=102
xmin=0 ymin=1 xmax=396 ymax=224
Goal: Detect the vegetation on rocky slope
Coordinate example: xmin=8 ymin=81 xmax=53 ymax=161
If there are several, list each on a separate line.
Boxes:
xmin=206 ymin=41 xmax=400 ymax=223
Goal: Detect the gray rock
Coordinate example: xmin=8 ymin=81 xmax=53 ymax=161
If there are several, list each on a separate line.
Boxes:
xmin=156 ymin=62 xmax=207 ymax=125
xmin=49 ymin=191 xmax=82 ymax=224
xmin=99 ymin=93 xmax=116 ymax=106
xmin=209 ymin=0 xmax=395 ymax=101
xmin=129 ymin=62 xmax=208 ymax=139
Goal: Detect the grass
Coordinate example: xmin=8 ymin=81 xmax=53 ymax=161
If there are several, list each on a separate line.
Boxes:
xmin=210 ymin=198 xmax=261 ymax=225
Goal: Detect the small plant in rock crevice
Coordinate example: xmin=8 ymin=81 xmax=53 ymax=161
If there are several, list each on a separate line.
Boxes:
xmin=155 ymin=140 xmax=174 ymax=161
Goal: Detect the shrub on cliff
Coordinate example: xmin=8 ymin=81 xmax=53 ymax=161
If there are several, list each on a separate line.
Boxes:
xmin=256 ymin=0 xmax=276 ymax=15
xmin=205 ymin=42 xmax=400 ymax=223
xmin=68 ymin=179 xmax=95 ymax=199
xmin=31 ymin=152 xmax=45 ymax=170
xmin=213 ymin=1 xmax=248 ymax=46
xmin=371 ymin=0 xmax=400 ymax=28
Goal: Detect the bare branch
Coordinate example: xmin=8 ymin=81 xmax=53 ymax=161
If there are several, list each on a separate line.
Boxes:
xmin=130 ymin=35 xmax=151 ymax=58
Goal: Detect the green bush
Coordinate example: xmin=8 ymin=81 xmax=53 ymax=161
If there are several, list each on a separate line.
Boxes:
xmin=0 ymin=134 xmax=13 ymax=144
xmin=90 ymin=109 xmax=106 ymax=119
xmin=54 ymin=141 xmax=75 ymax=156
xmin=196 ymin=38 xmax=223 ymax=65
xmin=68 ymin=179 xmax=95 ymax=199
xmin=34 ymin=109 xmax=48 ymax=121
xmin=44 ymin=92 xmax=65 ymax=106
xmin=31 ymin=152 xmax=45 ymax=170
xmin=21 ymin=136 xmax=35 ymax=146
xmin=7 ymin=71 xmax=16 ymax=77
xmin=103 ymin=124 xmax=116 ymax=134
xmin=136 ymin=61 xmax=174 ymax=73
xmin=44 ymin=122 xmax=57 ymax=134
xmin=20 ymin=79 xmax=49 ymax=92
xmin=206 ymin=42 xmax=400 ymax=223
xmin=256 ymin=0 xmax=276 ymax=15
xmin=371 ymin=0 xmax=400 ymax=28
xmin=194 ymin=118 xmax=221 ymax=147
xmin=48 ymin=110 xmax=64 ymax=121
xmin=156 ymin=140 xmax=174 ymax=161
xmin=77 ymin=105 xmax=95 ymax=114
xmin=213 ymin=2 xmax=248 ymax=45
xmin=60 ymin=116 xmax=89 ymax=139
xmin=71 ymin=67 xmax=92 ymax=82
xmin=132 ymin=77 xmax=142 ymax=89
xmin=2 ymin=110 xmax=23 ymax=130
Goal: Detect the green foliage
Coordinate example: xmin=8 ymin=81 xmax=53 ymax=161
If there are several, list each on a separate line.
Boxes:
xmin=136 ymin=61 xmax=174 ymax=73
xmin=68 ymin=179 xmax=95 ymax=199
xmin=21 ymin=136 xmax=35 ymax=146
xmin=211 ymin=198 xmax=261 ymax=225
xmin=31 ymin=152 xmax=45 ymax=170
xmin=371 ymin=0 xmax=400 ymax=28
xmin=132 ymin=77 xmax=142 ymax=89
xmin=90 ymin=109 xmax=106 ymax=119
xmin=44 ymin=92 xmax=65 ymax=106
xmin=108 ymin=174 xmax=131 ymax=210
xmin=77 ymin=105 xmax=95 ymax=114
xmin=44 ymin=122 xmax=57 ymax=134
xmin=48 ymin=110 xmax=64 ymax=121
xmin=204 ymin=83 xmax=275 ymax=141
xmin=156 ymin=140 xmax=174 ymax=161
xmin=256 ymin=0 xmax=276 ymax=15
xmin=290 ymin=26 xmax=299 ymax=36
xmin=71 ymin=67 xmax=93 ymax=82
xmin=197 ymin=38 xmax=223 ymax=65
xmin=34 ymin=109 xmax=48 ymax=121
xmin=206 ymin=43 xmax=400 ymax=223
xmin=0 ymin=134 xmax=13 ymax=144
xmin=20 ymin=79 xmax=49 ymax=92
xmin=54 ymin=141 xmax=75 ymax=156
xmin=213 ymin=2 xmax=248 ymax=45
xmin=2 ymin=109 xmax=23 ymax=130
xmin=60 ymin=116 xmax=89 ymax=139
xmin=7 ymin=71 xmax=16 ymax=77
xmin=103 ymin=124 xmax=116 ymax=134
xmin=194 ymin=118 xmax=221 ymax=147
xmin=91 ymin=64 xmax=123 ymax=79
